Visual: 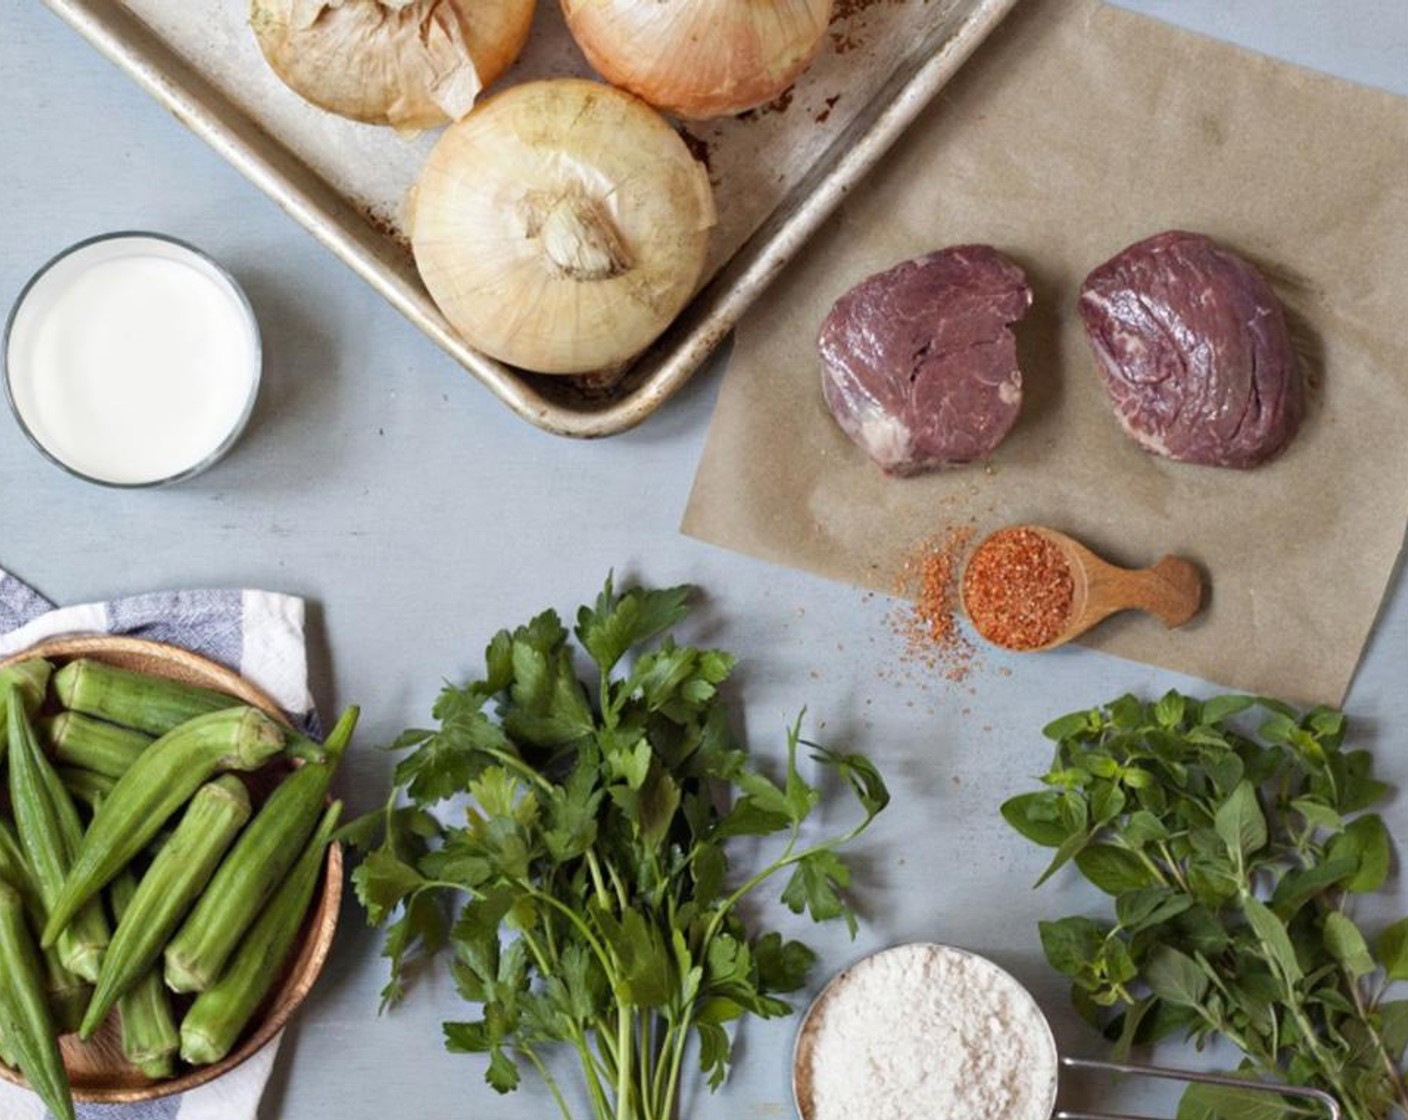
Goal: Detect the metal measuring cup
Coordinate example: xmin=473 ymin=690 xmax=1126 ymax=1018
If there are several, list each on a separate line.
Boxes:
xmin=792 ymin=944 xmax=1341 ymax=1120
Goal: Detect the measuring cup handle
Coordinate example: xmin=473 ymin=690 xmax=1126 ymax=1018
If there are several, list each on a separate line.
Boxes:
xmin=1053 ymin=1055 xmax=1341 ymax=1120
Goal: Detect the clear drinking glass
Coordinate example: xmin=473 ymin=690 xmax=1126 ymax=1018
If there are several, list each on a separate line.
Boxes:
xmin=4 ymin=232 xmax=263 ymax=488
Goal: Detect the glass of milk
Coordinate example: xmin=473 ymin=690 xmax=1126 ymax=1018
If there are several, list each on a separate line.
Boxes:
xmin=4 ymin=233 xmax=262 ymax=487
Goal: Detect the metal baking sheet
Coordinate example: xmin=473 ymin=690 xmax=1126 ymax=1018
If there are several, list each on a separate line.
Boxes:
xmin=41 ymin=0 xmax=1018 ymax=438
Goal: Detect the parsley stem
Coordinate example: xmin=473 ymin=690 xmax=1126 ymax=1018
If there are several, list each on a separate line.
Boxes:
xmin=518 ymin=926 xmax=552 ymax=980
xmin=606 ymin=859 xmax=630 ymax=912
xmin=637 ymin=1011 xmax=656 ymax=1118
xmin=650 ymin=1023 xmax=674 ymax=1117
xmin=380 ymin=786 xmax=404 ymax=859
xmin=615 ymin=1002 xmax=634 ymax=1120
xmin=480 ymin=745 xmax=557 ymax=795
xmin=704 ymin=807 xmax=877 ymax=948
xmin=570 ymin=1030 xmax=614 ymax=1120
xmin=515 ymin=879 xmax=619 ymax=981
xmin=657 ymin=1012 xmax=692 ymax=1120
xmin=593 ymin=1027 xmax=620 ymax=1086
xmin=599 ymin=668 xmax=615 ymax=731
xmin=585 ymin=850 xmax=612 ymax=910
xmin=518 ymin=1045 xmax=574 ymax=1120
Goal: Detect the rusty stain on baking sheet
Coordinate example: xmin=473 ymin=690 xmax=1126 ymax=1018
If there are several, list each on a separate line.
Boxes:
xmin=739 ymin=85 xmax=798 ymax=121
xmin=675 ymin=127 xmax=714 ymax=176
xmin=833 ymin=0 xmax=908 ymax=54
xmin=357 ymin=206 xmax=410 ymax=256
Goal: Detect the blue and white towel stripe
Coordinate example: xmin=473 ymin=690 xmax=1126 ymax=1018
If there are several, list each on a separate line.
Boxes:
xmin=0 ymin=567 xmax=316 ymax=1120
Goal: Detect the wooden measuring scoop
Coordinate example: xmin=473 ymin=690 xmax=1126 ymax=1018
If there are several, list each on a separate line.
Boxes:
xmin=961 ymin=525 xmax=1204 ymax=652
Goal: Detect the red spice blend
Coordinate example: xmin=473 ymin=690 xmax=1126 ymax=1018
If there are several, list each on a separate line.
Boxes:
xmin=961 ymin=528 xmax=1075 ymax=651
xmin=889 ymin=524 xmax=979 ymax=681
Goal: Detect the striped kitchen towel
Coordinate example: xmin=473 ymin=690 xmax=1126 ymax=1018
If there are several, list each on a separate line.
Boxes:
xmin=0 ymin=567 xmax=317 ymax=1120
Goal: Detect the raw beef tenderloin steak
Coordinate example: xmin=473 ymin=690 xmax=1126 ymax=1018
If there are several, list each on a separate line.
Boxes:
xmin=1079 ymin=230 xmax=1302 ymax=468
xmin=818 ymin=246 xmax=1032 ymax=475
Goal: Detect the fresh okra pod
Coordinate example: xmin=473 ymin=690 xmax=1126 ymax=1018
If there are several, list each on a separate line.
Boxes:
xmin=0 ymin=879 xmax=74 ymax=1120
xmin=40 ymin=711 xmax=152 ymax=779
xmin=0 ymin=659 xmax=52 ymax=766
xmin=166 ymin=706 xmax=358 ymax=993
xmin=0 ymin=823 xmax=34 ymax=911
xmin=107 ymin=867 xmax=180 ymax=1080
xmin=42 ymin=705 xmax=284 ymax=947
xmin=52 ymin=659 xmax=236 ymax=737
xmin=0 ymin=820 xmax=89 ymax=1033
xmin=7 ymin=688 xmax=112 ymax=982
xmin=180 ymin=801 xmax=342 ymax=1067
xmin=81 ymin=775 xmax=251 ymax=1038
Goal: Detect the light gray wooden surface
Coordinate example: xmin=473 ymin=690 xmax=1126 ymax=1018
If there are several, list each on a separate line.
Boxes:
xmin=2 ymin=2 xmax=1407 ymax=1117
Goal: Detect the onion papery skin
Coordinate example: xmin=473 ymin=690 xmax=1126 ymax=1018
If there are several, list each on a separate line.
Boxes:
xmin=251 ymin=0 xmax=536 ymax=129
xmin=561 ymin=0 xmax=834 ymax=120
xmin=411 ymin=79 xmax=717 ymax=375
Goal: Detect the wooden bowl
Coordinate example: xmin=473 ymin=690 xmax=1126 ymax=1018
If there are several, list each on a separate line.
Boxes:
xmin=0 ymin=635 xmax=343 ymax=1103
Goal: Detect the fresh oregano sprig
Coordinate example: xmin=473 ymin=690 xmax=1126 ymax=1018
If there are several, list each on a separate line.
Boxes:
xmin=1004 ymin=690 xmax=1408 ymax=1120
xmin=345 ymin=576 xmax=889 ymax=1120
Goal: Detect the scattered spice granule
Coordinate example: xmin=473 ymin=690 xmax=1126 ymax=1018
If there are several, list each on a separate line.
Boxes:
xmin=886 ymin=524 xmax=980 ymax=682
xmin=961 ymin=528 xmax=1075 ymax=651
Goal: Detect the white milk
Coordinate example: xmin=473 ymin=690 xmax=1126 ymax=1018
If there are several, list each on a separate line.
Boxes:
xmin=5 ymin=235 xmax=260 ymax=486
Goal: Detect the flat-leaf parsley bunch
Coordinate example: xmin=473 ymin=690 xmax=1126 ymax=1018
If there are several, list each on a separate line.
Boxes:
xmin=346 ymin=578 xmax=889 ymax=1120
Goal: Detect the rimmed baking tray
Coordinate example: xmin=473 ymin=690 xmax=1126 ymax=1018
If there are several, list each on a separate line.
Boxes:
xmin=40 ymin=0 xmax=1018 ymax=438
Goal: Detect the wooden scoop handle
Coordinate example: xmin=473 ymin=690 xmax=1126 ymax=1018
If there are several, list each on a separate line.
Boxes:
xmin=1120 ymin=555 xmax=1203 ymax=628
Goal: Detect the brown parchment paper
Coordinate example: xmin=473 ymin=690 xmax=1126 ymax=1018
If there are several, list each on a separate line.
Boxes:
xmin=682 ymin=0 xmax=1408 ymax=706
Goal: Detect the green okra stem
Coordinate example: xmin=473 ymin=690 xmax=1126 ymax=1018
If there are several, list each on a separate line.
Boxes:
xmin=108 ymin=867 xmax=179 ymax=1080
xmin=166 ymin=706 xmax=357 ymax=994
xmin=7 ymin=688 xmax=111 ymax=982
xmin=0 ymin=880 xmax=74 ymax=1120
xmin=42 ymin=706 xmax=283 ymax=948
xmin=179 ymin=801 xmax=341 ymax=1067
xmin=53 ymin=659 xmax=236 ymax=737
xmin=80 ymin=775 xmax=251 ymax=1038
xmin=40 ymin=711 xmax=152 ymax=779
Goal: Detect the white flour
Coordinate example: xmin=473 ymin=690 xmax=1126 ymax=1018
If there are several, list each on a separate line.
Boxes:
xmin=798 ymin=944 xmax=1058 ymax=1120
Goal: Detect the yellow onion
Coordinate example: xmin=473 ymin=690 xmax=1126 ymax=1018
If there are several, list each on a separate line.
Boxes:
xmin=250 ymin=0 xmax=536 ymax=130
xmin=561 ymin=0 xmax=834 ymax=120
xmin=411 ymin=80 xmax=716 ymax=376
